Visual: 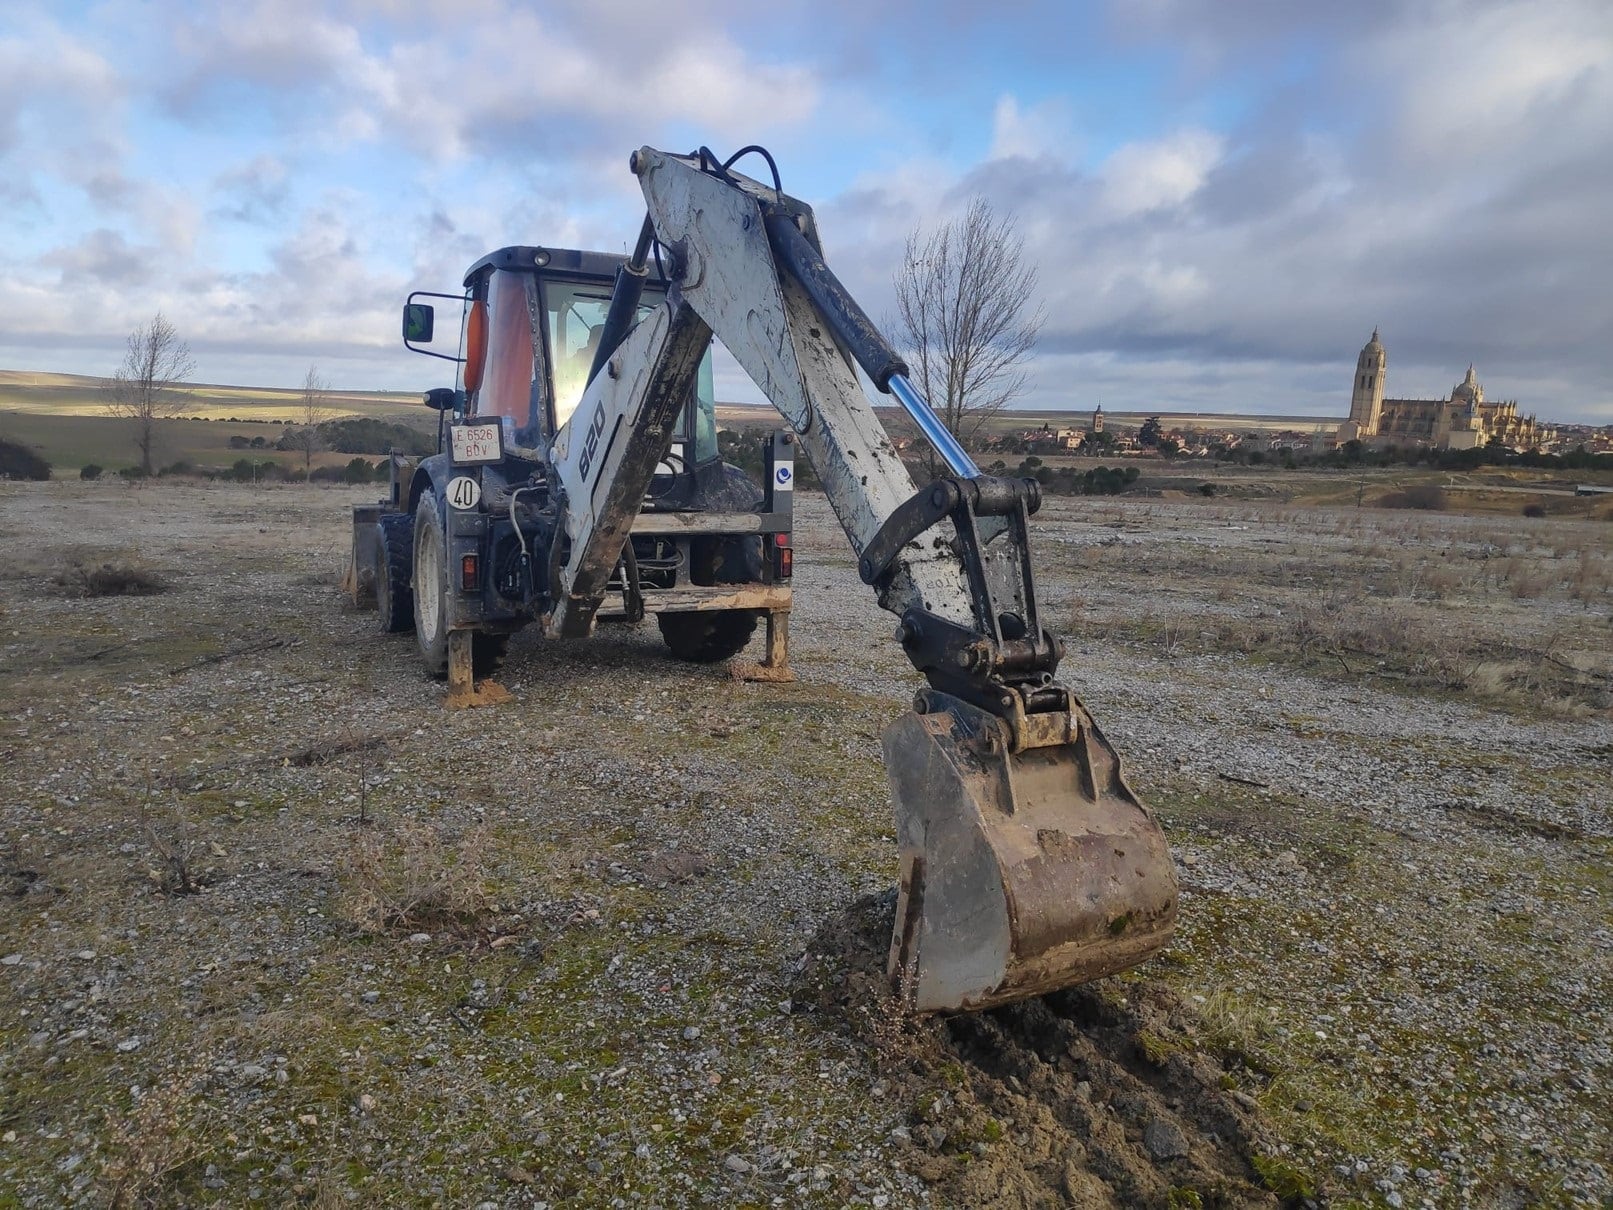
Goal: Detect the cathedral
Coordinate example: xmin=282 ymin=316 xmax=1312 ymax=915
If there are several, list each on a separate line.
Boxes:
xmin=1336 ymin=329 xmax=1547 ymax=450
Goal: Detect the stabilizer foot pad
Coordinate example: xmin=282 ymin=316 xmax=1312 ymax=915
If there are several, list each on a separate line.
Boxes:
xmin=729 ymin=661 xmax=797 ymax=684
xmin=445 ymin=680 xmax=515 ymax=710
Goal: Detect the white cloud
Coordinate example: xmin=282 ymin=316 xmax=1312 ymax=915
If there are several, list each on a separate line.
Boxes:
xmin=1375 ymin=0 xmax=1612 ymax=166
xmin=988 ymin=95 xmax=1075 ymax=162
xmin=1099 ymin=128 xmax=1224 ymax=216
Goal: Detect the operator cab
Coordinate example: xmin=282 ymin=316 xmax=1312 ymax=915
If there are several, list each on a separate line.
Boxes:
xmin=402 ymin=246 xmax=719 ymax=485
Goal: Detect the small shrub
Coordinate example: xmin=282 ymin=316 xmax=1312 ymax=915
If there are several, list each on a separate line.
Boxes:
xmin=80 ymin=464 xmax=104 ymax=481
xmin=118 ymin=466 xmax=150 ymax=480
xmin=0 ymin=437 xmax=52 ymax=480
xmin=1197 ymin=482 xmax=1217 ymax=497
xmin=159 ymin=460 xmax=194 ymax=477
xmin=1380 ymin=485 xmax=1446 ymax=510
xmin=99 ymin=1056 xmax=212 ymax=1205
xmin=55 ymin=560 xmax=169 ymax=598
xmin=339 ymin=822 xmax=493 ymax=937
xmin=1522 ymin=503 xmax=1546 ymax=518
xmin=343 ymin=457 xmax=374 ymax=484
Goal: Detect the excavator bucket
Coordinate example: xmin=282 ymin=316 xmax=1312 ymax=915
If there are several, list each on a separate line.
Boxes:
xmin=883 ymin=691 xmax=1178 ymax=1013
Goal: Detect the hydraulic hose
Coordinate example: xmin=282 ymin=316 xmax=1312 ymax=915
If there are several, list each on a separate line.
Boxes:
xmin=587 ymin=214 xmax=657 ymax=388
xmin=764 ymin=213 xmax=979 ymax=478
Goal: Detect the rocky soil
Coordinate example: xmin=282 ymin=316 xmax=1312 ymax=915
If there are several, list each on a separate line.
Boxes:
xmin=0 ymin=480 xmax=1608 ymax=1208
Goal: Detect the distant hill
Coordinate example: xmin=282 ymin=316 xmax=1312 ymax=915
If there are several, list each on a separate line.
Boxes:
xmin=716 ymin=400 xmax=1346 ymax=434
xmin=0 ymin=370 xmax=423 ymax=423
xmin=0 ymin=370 xmax=433 ymax=473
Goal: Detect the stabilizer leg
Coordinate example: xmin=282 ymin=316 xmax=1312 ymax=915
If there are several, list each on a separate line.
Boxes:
xmin=732 ymin=609 xmax=796 ymax=683
xmin=444 ymin=631 xmax=513 ymax=710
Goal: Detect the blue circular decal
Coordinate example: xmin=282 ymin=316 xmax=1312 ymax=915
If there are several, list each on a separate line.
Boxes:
xmin=775 ymin=466 xmax=793 ymax=485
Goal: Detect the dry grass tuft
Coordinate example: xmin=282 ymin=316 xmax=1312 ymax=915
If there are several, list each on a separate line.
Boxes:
xmin=339 ymin=822 xmax=494 ymax=937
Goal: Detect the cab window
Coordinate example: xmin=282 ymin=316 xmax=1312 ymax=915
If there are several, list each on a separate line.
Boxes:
xmin=543 ymin=279 xmax=718 ymax=461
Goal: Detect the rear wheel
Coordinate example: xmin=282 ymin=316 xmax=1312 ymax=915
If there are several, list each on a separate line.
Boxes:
xmin=657 ymin=532 xmax=763 ymax=663
xmin=657 ymin=610 xmax=758 ymax=663
xmin=413 ymin=490 xmax=509 ymax=679
xmin=413 ymin=490 xmax=450 ymax=675
xmin=375 ymin=514 xmax=414 ymax=633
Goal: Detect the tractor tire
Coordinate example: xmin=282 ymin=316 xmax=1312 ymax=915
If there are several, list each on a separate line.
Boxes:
xmin=657 ymin=610 xmax=758 ymax=663
xmin=412 ymin=490 xmax=450 ymax=675
xmin=375 ymin=514 xmax=414 ymax=634
xmin=412 ymin=490 xmax=510 ymax=680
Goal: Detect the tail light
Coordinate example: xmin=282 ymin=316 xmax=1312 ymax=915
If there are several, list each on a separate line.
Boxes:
xmin=773 ymin=533 xmax=793 ymax=580
xmin=460 ymin=553 xmax=479 ymax=591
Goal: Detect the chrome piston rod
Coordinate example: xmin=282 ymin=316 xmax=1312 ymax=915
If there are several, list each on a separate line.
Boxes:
xmin=888 ymin=374 xmax=980 ymax=478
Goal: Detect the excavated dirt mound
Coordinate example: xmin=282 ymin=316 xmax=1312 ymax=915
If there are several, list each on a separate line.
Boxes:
xmin=794 ymin=893 xmax=1292 ymax=1209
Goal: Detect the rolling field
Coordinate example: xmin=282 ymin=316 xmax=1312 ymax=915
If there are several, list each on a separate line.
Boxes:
xmin=0 ymin=372 xmax=432 ymax=473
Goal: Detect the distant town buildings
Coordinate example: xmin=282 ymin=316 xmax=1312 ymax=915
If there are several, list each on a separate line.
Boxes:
xmin=1336 ymin=329 xmax=1551 ymax=451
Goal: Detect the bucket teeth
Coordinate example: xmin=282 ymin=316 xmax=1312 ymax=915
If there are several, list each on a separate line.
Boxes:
xmin=882 ymin=692 xmax=1177 ymax=1013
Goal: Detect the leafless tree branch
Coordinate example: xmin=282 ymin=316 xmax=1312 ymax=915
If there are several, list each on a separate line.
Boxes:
xmin=890 ymin=200 xmax=1044 ymax=474
xmin=103 ymin=313 xmax=195 ymax=476
xmin=284 ymin=364 xmax=334 ymax=474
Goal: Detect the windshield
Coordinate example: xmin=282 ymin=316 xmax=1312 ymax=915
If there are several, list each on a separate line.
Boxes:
xmin=544 ymin=279 xmax=716 ymax=461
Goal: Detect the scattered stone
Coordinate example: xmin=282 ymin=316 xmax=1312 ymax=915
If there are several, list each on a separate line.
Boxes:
xmin=1142 ymin=1119 xmax=1190 ymax=1161
xmin=361 ymin=991 xmax=380 ymax=1004
xmin=1 ymin=954 xmax=21 ymax=966
xmin=406 ymin=933 xmax=431 ymax=945
xmin=723 ymin=1154 xmax=751 ymax=1174
xmin=682 ymin=1026 xmax=701 ymax=1041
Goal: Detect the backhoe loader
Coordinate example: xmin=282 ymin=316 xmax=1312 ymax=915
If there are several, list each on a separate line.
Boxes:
xmin=347 ymin=144 xmax=1177 ymax=1012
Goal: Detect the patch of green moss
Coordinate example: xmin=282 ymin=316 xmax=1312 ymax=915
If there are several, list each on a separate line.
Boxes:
xmin=1135 ymin=1029 xmax=1181 ymax=1066
xmin=1252 ymin=1154 xmax=1317 ymax=1198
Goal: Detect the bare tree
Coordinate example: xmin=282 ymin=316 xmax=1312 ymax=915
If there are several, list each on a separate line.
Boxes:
xmin=890 ymin=199 xmax=1044 ymax=473
xmin=283 ymin=365 xmax=334 ymax=474
xmin=104 ymin=313 xmax=196 ymax=476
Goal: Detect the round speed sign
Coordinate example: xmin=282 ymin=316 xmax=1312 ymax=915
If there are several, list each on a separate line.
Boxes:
xmin=446 ymin=476 xmax=481 ymax=510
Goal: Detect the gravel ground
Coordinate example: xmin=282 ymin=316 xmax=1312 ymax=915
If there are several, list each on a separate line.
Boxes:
xmin=0 ymin=481 xmax=1608 ymax=1208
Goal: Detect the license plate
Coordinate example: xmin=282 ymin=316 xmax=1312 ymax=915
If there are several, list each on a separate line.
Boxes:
xmin=450 ymin=423 xmax=503 ymax=465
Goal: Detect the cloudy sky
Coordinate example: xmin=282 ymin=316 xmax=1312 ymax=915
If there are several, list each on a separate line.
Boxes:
xmin=2 ymin=0 xmax=1609 ymax=422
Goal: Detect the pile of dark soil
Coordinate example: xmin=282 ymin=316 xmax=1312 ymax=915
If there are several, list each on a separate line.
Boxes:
xmin=795 ymin=893 xmax=1301 ymax=1209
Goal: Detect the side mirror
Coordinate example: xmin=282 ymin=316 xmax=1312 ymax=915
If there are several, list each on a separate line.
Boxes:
xmin=423 ymin=387 xmax=459 ymax=411
xmin=403 ymin=303 xmax=435 ymax=343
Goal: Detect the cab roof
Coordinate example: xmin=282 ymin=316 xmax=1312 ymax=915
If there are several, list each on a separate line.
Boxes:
xmin=462 ymin=246 xmax=633 ymax=288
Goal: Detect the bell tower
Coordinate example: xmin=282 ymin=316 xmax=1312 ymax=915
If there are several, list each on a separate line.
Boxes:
xmin=1348 ymin=328 xmax=1386 ymax=436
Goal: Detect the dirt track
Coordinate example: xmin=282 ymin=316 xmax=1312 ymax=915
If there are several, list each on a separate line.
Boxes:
xmin=1 ymin=480 xmax=1608 ymax=1207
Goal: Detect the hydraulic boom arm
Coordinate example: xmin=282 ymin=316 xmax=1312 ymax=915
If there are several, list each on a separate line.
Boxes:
xmin=547 ymin=147 xmax=1177 ymax=1012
